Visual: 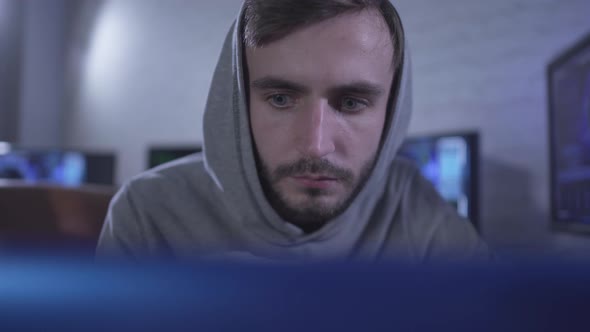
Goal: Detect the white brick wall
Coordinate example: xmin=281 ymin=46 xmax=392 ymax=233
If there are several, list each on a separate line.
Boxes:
xmin=63 ymin=0 xmax=590 ymax=255
xmin=0 ymin=0 xmax=22 ymax=142
xmin=395 ymin=0 xmax=590 ymax=254
xmin=64 ymin=0 xmax=243 ymax=186
xmin=19 ymin=0 xmax=67 ymax=148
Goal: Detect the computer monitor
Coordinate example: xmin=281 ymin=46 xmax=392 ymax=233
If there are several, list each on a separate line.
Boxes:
xmin=398 ymin=132 xmax=479 ymax=226
xmin=147 ymin=145 xmax=202 ymax=169
xmin=548 ymin=32 xmax=590 ymax=233
xmin=0 ymin=148 xmax=116 ymax=186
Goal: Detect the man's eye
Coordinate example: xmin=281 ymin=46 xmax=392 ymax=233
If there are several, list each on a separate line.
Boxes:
xmin=267 ymin=94 xmax=293 ymax=109
xmin=340 ymin=97 xmax=367 ymax=112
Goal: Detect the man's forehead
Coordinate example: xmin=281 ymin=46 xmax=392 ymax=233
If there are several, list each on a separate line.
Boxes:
xmin=245 ymin=10 xmax=395 ymax=81
xmin=252 ymin=10 xmax=392 ymax=55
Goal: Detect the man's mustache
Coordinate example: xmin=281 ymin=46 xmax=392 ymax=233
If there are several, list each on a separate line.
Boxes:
xmin=272 ymin=158 xmax=354 ymax=184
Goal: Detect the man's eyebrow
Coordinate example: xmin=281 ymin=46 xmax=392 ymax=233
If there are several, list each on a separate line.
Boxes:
xmin=250 ymin=77 xmax=310 ymax=94
xmin=328 ymin=81 xmax=385 ymax=98
xmin=250 ymin=77 xmax=385 ymax=97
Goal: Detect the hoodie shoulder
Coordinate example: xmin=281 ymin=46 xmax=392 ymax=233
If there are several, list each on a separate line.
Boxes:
xmin=96 ymin=153 xmax=218 ymax=257
xmin=120 ymin=153 xmax=217 ymax=213
xmin=388 ymin=156 xmax=491 ymax=262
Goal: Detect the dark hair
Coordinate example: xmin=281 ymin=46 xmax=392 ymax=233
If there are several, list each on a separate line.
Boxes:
xmin=242 ymin=0 xmax=404 ymax=71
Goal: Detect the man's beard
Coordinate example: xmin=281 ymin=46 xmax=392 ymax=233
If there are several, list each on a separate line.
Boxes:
xmin=257 ymin=156 xmax=376 ymax=232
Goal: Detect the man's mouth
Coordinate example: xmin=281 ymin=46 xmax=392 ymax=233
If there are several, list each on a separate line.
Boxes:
xmin=291 ymin=174 xmax=338 ymax=189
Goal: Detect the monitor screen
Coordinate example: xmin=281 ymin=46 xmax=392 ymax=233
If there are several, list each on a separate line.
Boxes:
xmin=398 ymin=133 xmax=479 ymax=226
xmin=148 ymin=146 xmax=202 ymax=169
xmin=0 ymin=149 xmax=115 ymax=186
xmin=548 ymin=33 xmax=590 ymax=231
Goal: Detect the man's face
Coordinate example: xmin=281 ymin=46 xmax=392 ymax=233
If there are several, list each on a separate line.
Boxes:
xmin=246 ymin=9 xmax=395 ymax=227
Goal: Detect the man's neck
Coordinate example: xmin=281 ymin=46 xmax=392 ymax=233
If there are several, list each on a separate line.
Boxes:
xmin=294 ymin=221 xmax=325 ymax=234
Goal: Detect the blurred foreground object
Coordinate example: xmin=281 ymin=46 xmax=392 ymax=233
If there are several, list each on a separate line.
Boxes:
xmin=0 ymin=258 xmax=588 ymax=331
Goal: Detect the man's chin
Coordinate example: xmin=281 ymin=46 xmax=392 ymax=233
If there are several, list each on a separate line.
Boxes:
xmin=281 ymin=189 xmax=342 ymax=211
xmin=273 ymin=193 xmax=347 ymax=226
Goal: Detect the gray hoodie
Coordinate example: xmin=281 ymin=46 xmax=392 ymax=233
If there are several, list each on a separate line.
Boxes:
xmin=97 ymin=2 xmax=489 ymax=262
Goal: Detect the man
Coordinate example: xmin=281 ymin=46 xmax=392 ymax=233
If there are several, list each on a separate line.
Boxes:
xmin=97 ymin=0 xmax=490 ymax=262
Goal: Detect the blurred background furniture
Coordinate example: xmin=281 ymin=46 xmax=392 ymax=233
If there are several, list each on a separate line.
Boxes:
xmin=0 ymin=180 xmax=115 ymax=252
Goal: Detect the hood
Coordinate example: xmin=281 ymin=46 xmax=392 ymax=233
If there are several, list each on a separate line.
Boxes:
xmin=202 ymin=1 xmax=412 ymax=246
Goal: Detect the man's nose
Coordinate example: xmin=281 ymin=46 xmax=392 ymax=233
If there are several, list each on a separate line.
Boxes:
xmin=295 ymin=100 xmax=336 ymax=158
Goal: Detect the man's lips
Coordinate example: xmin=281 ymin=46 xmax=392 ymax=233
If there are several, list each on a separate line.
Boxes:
xmin=290 ymin=174 xmax=338 ymax=189
xmin=292 ymin=175 xmax=337 ymax=181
